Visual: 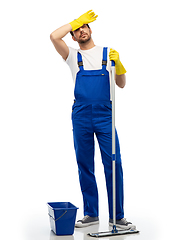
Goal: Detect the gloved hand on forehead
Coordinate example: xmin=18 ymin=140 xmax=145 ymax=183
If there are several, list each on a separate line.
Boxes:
xmin=70 ymin=10 xmax=98 ymax=31
xmin=109 ymin=49 xmax=126 ymax=75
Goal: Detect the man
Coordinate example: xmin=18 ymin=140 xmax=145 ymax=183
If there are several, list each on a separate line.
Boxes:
xmin=50 ymin=10 xmax=136 ymax=230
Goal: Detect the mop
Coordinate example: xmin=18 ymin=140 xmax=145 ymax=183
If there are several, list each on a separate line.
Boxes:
xmin=88 ymin=61 xmax=139 ymax=237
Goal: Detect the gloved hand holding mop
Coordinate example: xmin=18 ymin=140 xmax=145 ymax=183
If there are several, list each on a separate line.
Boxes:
xmin=109 ymin=48 xmax=126 ymax=75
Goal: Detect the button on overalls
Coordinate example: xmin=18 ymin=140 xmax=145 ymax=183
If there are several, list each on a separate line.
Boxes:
xmin=72 ymin=47 xmax=124 ymax=220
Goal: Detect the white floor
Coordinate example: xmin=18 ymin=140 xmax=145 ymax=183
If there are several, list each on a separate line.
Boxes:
xmin=49 ymin=219 xmax=150 ymax=240
xmin=20 ymin=212 xmax=163 ymax=240
xmin=11 ymin=202 xmax=170 ymax=240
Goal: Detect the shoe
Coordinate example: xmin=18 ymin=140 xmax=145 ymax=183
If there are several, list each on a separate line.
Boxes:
xmin=109 ymin=218 xmax=136 ymax=230
xmin=75 ymin=215 xmax=99 ymax=228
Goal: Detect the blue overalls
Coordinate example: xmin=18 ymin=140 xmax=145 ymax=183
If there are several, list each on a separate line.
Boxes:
xmin=72 ymin=47 xmax=124 ymax=220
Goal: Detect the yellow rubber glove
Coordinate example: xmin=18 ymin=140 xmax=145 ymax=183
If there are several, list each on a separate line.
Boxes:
xmin=109 ymin=48 xmax=126 ymax=75
xmin=70 ymin=10 xmax=98 ymax=31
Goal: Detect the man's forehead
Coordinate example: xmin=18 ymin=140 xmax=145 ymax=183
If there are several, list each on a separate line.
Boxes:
xmin=74 ymin=24 xmax=88 ymax=32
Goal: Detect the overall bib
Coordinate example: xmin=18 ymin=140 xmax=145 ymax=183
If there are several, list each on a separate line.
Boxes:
xmin=72 ymin=47 xmax=124 ymax=220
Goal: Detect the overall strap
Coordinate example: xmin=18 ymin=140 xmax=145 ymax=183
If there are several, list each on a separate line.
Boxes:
xmin=102 ymin=47 xmax=108 ymax=69
xmin=78 ymin=47 xmax=108 ymax=71
xmin=77 ymin=52 xmax=84 ymax=71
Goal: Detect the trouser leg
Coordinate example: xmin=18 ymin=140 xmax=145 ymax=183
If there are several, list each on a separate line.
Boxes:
xmin=72 ymin=106 xmax=98 ymax=217
xmin=96 ymin=129 xmax=124 ymax=220
xmin=93 ymin=103 xmax=124 ymax=220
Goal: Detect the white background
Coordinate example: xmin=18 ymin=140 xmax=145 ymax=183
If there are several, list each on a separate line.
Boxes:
xmin=0 ymin=0 xmax=178 ymax=239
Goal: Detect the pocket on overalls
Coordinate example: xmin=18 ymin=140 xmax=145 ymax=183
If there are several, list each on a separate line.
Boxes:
xmin=81 ymin=71 xmax=110 ymax=101
xmin=104 ymin=102 xmax=112 ymax=111
xmin=72 ymin=103 xmax=85 ymax=120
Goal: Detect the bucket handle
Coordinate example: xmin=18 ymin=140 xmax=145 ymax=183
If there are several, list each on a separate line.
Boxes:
xmin=48 ymin=210 xmax=67 ymax=222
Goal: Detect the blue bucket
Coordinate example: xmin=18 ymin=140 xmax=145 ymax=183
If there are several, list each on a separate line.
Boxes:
xmin=47 ymin=202 xmax=78 ymax=235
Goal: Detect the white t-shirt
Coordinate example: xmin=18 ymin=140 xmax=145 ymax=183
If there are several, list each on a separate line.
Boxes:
xmin=65 ymin=45 xmax=112 ymax=85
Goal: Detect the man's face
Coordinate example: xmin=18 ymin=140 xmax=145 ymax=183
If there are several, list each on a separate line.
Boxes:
xmin=72 ymin=25 xmax=92 ymax=44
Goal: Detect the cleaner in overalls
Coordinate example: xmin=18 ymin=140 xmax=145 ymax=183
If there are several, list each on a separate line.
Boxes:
xmin=50 ymin=10 xmax=136 ymax=230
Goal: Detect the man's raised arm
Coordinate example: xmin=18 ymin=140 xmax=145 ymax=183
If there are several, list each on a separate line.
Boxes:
xmin=50 ymin=24 xmax=72 ymax=61
xmin=50 ymin=10 xmax=98 ymax=60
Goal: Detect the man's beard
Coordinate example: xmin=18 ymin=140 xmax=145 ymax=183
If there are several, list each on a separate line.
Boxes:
xmin=77 ymin=33 xmax=91 ymax=44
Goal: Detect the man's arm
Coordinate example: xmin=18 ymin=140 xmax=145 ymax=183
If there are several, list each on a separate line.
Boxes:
xmin=116 ymin=74 xmax=126 ymax=88
xmin=109 ymin=48 xmax=126 ymax=88
xmin=50 ymin=24 xmax=72 ymax=61
xmin=50 ymin=10 xmax=98 ymax=61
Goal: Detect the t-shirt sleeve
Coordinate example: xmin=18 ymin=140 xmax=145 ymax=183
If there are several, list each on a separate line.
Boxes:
xmin=65 ymin=47 xmax=77 ymax=67
xmin=65 ymin=47 xmax=78 ymax=81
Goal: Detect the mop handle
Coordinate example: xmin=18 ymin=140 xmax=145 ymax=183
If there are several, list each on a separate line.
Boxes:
xmin=111 ymin=60 xmax=115 ymax=158
xmin=111 ymin=60 xmax=117 ymax=228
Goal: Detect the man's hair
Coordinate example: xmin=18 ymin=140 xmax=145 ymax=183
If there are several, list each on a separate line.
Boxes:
xmin=70 ymin=24 xmax=90 ymax=36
